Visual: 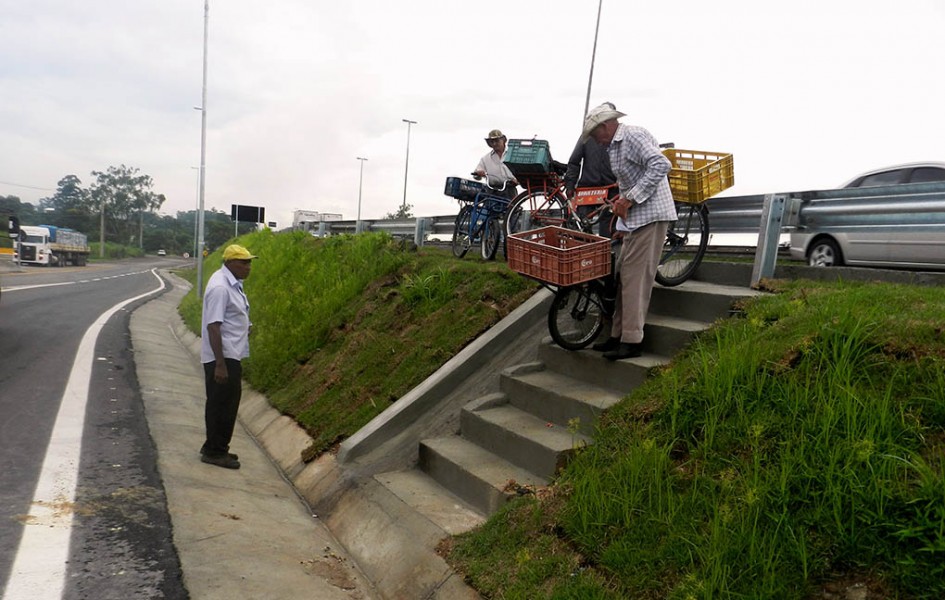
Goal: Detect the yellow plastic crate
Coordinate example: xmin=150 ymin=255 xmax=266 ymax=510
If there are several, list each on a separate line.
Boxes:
xmin=663 ymin=148 xmax=734 ymax=204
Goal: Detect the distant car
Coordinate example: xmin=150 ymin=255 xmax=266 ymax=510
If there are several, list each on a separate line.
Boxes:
xmin=157 ymin=249 xmax=166 ymax=256
xmin=790 ymin=163 xmax=945 ymax=269
xmin=838 ymin=162 xmax=945 ymax=189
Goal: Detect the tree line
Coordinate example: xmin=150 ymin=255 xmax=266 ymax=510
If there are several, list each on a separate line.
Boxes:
xmin=1 ymin=165 xmax=255 ymax=255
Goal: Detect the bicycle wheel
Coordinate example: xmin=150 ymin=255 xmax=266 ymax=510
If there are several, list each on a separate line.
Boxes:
xmin=548 ymin=283 xmax=605 ymax=351
xmin=451 ymin=205 xmax=473 ymax=258
xmin=481 ymin=215 xmax=501 ymax=260
xmin=656 ymin=202 xmax=709 ymax=287
xmin=505 ymin=189 xmax=568 ymax=238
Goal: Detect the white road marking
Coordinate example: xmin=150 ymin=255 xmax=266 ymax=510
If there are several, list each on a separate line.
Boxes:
xmin=2 ymin=270 xmax=165 ymax=600
xmin=0 ymin=269 xmax=153 ymax=293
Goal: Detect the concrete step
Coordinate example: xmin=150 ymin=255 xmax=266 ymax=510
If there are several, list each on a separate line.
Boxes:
xmin=318 ymin=470 xmax=482 ymax=600
xmin=691 ymin=260 xmax=755 ymax=287
xmin=419 ymin=436 xmax=548 ymax=516
xmin=499 ymin=366 xmax=623 ymax=436
xmin=536 ymin=338 xmax=668 ymax=394
xmin=650 ymin=279 xmax=760 ymax=322
xmin=461 ymin=402 xmax=592 ymax=480
xmin=642 ymin=313 xmax=710 ymax=356
xmin=374 ymin=469 xmax=485 ymax=535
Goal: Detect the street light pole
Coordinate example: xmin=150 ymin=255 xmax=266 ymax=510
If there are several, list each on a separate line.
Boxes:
xmin=196 ymin=0 xmax=209 ymax=299
xmin=191 ymin=166 xmax=200 ymax=258
xmin=356 ymin=157 xmax=368 ymax=228
xmin=401 ymin=119 xmax=416 ymax=213
xmin=584 ymin=0 xmax=604 ymax=118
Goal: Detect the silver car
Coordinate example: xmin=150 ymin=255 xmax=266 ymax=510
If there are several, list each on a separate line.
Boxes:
xmin=790 ymin=162 xmax=945 ymax=269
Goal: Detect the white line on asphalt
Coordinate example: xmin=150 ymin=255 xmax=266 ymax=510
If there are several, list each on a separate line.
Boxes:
xmin=2 ymin=270 xmax=166 ymax=600
xmin=1 ymin=270 xmax=154 ymax=293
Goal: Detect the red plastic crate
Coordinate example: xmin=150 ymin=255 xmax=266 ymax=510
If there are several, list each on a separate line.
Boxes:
xmin=507 ymin=226 xmax=611 ymax=286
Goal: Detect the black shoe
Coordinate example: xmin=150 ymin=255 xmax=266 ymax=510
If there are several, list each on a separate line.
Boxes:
xmin=592 ymin=337 xmax=621 ymax=352
xmin=200 ymin=454 xmax=241 ymax=469
xmin=604 ymin=342 xmax=643 ymax=361
xmin=201 ymin=449 xmax=238 ymax=460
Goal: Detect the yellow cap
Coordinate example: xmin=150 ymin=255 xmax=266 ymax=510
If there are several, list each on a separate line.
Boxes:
xmin=222 ymin=244 xmax=257 ymax=261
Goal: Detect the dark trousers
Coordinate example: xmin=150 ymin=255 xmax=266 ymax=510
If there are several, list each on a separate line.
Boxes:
xmin=201 ymin=359 xmax=242 ymax=456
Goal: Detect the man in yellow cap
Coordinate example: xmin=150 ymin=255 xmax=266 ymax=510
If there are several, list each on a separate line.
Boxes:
xmin=199 ymin=244 xmax=257 ymax=469
xmin=473 ymin=129 xmax=519 ymax=199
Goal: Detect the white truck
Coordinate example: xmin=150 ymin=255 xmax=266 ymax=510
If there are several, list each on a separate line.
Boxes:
xmin=15 ymin=224 xmax=90 ymax=267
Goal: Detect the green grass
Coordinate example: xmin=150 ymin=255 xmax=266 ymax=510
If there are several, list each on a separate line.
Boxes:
xmin=448 ymin=279 xmax=945 ymax=599
xmin=177 ymin=230 xmax=536 ymax=455
xmin=88 ymin=241 xmax=145 ymax=260
xmin=174 ymin=234 xmax=945 ymax=597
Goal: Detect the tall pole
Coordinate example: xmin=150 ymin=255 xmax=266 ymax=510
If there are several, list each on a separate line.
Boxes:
xmin=584 ymin=0 xmax=604 ymax=118
xmin=196 ymin=0 xmax=209 ymax=298
xmin=401 ymin=119 xmax=416 ymax=213
xmin=356 ymin=157 xmax=368 ymax=226
xmin=191 ymin=166 xmax=199 ymax=258
xmin=99 ymin=196 xmax=105 ymax=258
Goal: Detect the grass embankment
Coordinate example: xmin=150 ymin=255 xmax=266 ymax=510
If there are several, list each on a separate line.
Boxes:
xmin=447 ymin=279 xmax=945 ymax=599
xmin=177 ymin=229 xmax=536 ymax=456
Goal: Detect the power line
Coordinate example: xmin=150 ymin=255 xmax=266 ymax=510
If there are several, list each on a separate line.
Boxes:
xmin=0 ymin=180 xmax=55 ymax=192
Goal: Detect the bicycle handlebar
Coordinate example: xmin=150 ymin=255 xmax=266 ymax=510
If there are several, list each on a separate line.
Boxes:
xmin=471 ymin=173 xmax=510 ymax=192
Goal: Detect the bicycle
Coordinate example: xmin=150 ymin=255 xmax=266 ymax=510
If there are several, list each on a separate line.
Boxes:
xmin=504 ymin=223 xmax=617 ymax=351
xmin=505 ymin=167 xmax=710 ymax=287
xmin=546 ymin=244 xmax=619 ymax=351
xmin=566 ymin=186 xmax=710 ymax=287
xmin=446 ymin=177 xmax=513 ymax=260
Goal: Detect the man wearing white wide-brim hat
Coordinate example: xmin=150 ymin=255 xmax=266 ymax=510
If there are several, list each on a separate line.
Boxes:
xmin=582 ymin=103 xmax=677 ymax=361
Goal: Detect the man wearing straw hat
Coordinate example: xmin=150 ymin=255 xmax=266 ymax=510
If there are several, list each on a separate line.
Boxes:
xmin=473 ymin=128 xmax=519 ymax=200
xmin=582 ymin=103 xmax=677 ymax=361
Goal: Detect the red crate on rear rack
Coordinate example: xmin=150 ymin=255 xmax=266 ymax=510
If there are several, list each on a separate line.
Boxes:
xmin=507 ymin=226 xmax=611 ymax=286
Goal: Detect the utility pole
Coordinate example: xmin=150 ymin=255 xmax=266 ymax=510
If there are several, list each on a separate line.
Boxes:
xmin=584 ymin=0 xmax=604 ymax=118
xmin=401 ymin=119 xmax=416 ymax=213
xmin=196 ymin=0 xmax=209 ymax=298
xmin=356 ymin=157 xmax=368 ymax=227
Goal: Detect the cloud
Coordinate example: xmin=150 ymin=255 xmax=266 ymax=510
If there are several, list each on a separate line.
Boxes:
xmin=1 ymin=0 xmax=942 ymax=231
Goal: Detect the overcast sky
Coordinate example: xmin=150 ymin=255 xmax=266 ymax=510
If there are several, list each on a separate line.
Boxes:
xmin=2 ymin=0 xmax=943 ymax=230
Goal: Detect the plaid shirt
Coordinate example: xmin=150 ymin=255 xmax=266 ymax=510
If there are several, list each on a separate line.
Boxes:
xmin=607 ymin=124 xmax=676 ymax=232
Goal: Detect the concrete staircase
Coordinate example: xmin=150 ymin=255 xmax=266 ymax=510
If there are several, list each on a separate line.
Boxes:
xmin=374 ymin=279 xmax=758 ymax=527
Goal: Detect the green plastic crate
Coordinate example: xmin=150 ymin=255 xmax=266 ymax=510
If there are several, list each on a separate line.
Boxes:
xmin=504 ymin=139 xmax=553 ymax=176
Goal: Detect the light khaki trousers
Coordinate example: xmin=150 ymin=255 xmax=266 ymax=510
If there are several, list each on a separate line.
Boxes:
xmin=610 ymin=220 xmax=670 ymax=344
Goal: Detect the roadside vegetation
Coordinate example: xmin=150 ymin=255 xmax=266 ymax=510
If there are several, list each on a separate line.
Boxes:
xmin=177 ymin=229 xmax=536 ymax=456
xmin=447 ymin=278 xmax=945 ymax=599
xmin=175 ymin=233 xmax=944 ymax=598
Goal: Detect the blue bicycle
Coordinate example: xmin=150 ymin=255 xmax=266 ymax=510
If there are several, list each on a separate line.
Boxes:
xmin=444 ymin=177 xmax=513 ymax=260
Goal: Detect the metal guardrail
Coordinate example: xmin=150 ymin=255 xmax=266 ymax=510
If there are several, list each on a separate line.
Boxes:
xmin=749 ymin=182 xmax=945 ymax=285
xmin=303 ymin=181 xmax=945 ymax=287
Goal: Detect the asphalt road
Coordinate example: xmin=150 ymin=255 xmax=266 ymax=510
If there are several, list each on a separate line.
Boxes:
xmin=0 ymin=257 xmax=193 ymax=599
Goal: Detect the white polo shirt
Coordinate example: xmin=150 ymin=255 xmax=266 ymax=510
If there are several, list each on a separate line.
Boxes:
xmin=200 ymin=265 xmax=251 ymax=363
xmin=475 ymin=149 xmax=516 ymax=188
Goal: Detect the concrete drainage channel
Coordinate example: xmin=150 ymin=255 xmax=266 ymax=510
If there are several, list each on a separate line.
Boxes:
xmin=174 ymin=261 xmax=945 ymax=600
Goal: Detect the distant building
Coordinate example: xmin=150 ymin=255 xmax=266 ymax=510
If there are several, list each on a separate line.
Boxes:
xmin=293 ymin=210 xmax=344 ymax=234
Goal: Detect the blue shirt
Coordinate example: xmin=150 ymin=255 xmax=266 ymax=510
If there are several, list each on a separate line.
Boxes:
xmin=200 ymin=266 xmax=251 ymax=363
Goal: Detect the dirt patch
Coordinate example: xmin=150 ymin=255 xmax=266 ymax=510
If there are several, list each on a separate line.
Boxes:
xmin=300 ymin=545 xmax=362 ymax=595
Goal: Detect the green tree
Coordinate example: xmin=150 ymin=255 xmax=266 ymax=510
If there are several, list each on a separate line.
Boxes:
xmin=202 ymin=207 xmax=256 ymax=252
xmin=385 ymin=203 xmax=414 ymax=219
xmin=88 ymin=165 xmax=165 ymax=245
xmin=1 ymin=195 xmax=39 ymax=225
xmin=38 ymin=175 xmax=95 ymax=233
